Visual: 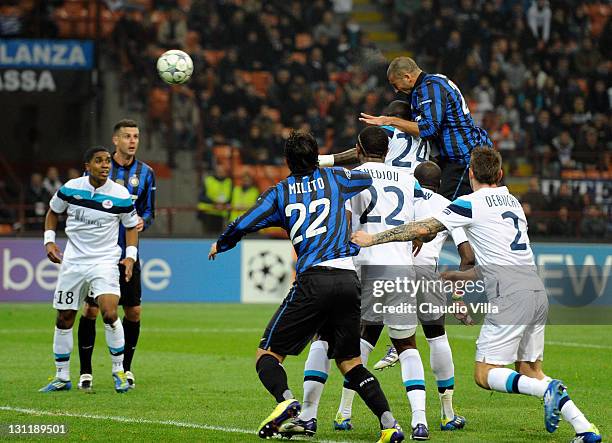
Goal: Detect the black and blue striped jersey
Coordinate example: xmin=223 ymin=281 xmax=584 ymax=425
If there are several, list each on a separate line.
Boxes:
xmin=110 ymin=155 xmax=156 ymax=257
xmin=411 ymin=72 xmax=492 ymax=164
xmin=216 ymin=167 xmax=372 ymax=274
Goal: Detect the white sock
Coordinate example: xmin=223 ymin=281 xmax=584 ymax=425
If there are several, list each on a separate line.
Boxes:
xmin=399 ymin=348 xmax=427 ymax=428
xmin=300 ymin=340 xmax=330 ymax=421
xmin=337 ymin=338 xmax=373 ymax=419
xmin=104 ymin=319 xmax=125 ymax=373
xmin=487 ymin=368 xmax=549 ymax=398
xmin=53 ymin=327 xmax=72 ymax=380
xmin=560 ymin=393 xmax=591 ymax=434
xmin=426 ymin=334 xmax=455 ymax=419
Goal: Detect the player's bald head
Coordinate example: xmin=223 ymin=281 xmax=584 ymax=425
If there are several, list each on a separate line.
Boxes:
xmin=385 ymin=100 xmax=412 ymax=119
xmin=387 ymin=57 xmax=420 ymax=78
xmin=414 ymin=161 xmax=441 ymax=192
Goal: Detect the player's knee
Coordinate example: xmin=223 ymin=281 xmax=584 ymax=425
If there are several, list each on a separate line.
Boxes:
xmin=335 ymin=356 xmax=361 ymax=375
xmin=124 ymin=306 xmax=141 ymax=322
xmin=422 ymin=323 xmax=445 ymax=339
xmin=101 ymin=311 xmax=118 ymax=325
xmin=388 ymin=325 xmax=417 ymax=351
xmin=56 ymin=310 xmax=76 ymax=329
xmin=83 ymin=304 xmax=99 ymax=320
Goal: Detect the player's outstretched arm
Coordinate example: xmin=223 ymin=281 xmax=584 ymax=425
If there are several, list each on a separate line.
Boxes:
xmin=44 ymin=209 xmax=62 ymax=263
xmin=352 ymin=217 xmax=445 ymax=247
xmin=318 ymin=148 xmax=359 ymax=167
xmin=359 ymin=113 xmax=420 ymax=137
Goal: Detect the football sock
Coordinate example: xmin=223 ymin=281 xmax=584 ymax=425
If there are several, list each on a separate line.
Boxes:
xmin=53 ymin=327 xmax=72 ymax=380
xmin=487 ymin=368 xmax=548 ymax=397
xmin=300 ymin=340 xmax=330 ymax=421
xmin=104 ymin=319 xmax=125 ymax=374
xmin=77 ymin=316 xmax=96 ymax=375
xmin=399 ymin=348 xmax=427 ymax=427
xmin=122 ymin=318 xmax=140 ymax=372
xmin=426 ymin=334 xmax=455 ymax=420
xmin=559 ymin=390 xmax=591 ymax=434
xmin=256 ymin=354 xmax=294 ymax=403
xmin=344 ymin=364 xmax=394 ymax=429
xmin=337 ymin=338 xmax=373 ymax=419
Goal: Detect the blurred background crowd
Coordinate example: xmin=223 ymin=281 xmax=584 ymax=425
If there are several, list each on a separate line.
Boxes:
xmin=0 ymin=0 xmax=609 ymax=239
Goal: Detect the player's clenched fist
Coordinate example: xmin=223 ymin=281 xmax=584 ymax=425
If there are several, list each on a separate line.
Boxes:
xmin=351 ymin=230 xmax=374 ymax=247
xmin=45 ymin=243 xmax=62 ymax=264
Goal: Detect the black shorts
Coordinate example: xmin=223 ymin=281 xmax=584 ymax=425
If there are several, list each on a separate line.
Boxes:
xmin=439 ymin=161 xmax=472 ymax=200
xmin=260 ymin=267 xmax=361 ymax=360
xmin=85 ymin=261 xmax=142 ymax=307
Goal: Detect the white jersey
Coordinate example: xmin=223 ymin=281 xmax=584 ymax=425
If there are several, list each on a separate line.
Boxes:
xmin=50 ymin=176 xmax=139 ymax=265
xmin=349 ymin=162 xmax=431 ymax=265
xmin=414 ymin=188 xmax=468 ymax=267
xmin=381 ymin=125 xmax=430 ymax=175
xmin=435 ymin=186 xmax=545 ymax=295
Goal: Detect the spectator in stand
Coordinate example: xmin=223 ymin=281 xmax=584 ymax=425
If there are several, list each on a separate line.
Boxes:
xmin=549 ymin=206 xmax=575 ymax=238
xmin=521 ymin=177 xmax=548 ymax=210
xmin=42 ymin=166 xmax=62 ymax=195
xmin=574 ymin=128 xmax=604 ymax=170
xmin=229 ymin=173 xmax=260 ymax=222
xmin=550 ymin=182 xmax=580 ymax=211
xmin=527 ymin=0 xmax=552 ymax=43
xmin=551 ymin=130 xmax=575 ymax=169
xmin=197 ymin=163 xmax=232 ymax=234
xmin=25 ymin=172 xmax=50 ymax=231
xmin=158 ymin=8 xmax=188 ymax=49
xmin=580 ymin=205 xmax=607 ymax=239
xmin=67 ymin=168 xmax=81 ymax=180
xmin=522 ymin=202 xmax=548 ymax=236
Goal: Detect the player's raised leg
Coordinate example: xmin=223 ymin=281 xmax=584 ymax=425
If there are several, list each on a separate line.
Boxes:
xmin=77 ymin=298 xmax=98 ymax=390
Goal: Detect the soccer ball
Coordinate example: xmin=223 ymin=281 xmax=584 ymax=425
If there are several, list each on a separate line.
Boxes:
xmin=156 ymin=49 xmax=193 ymax=85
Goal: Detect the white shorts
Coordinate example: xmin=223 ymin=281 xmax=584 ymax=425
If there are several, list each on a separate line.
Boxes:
xmin=476 ymin=290 xmax=548 ymax=365
xmin=53 ymin=262 xmax=120 ymax=311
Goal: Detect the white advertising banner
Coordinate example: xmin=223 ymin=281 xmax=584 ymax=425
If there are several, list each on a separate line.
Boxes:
xmin=241 ymin=240 xmax=295 ymax=303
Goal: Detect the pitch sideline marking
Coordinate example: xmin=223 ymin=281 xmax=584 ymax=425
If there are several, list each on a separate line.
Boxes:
xmin=0 ymin=406 xmax=365 ymax=443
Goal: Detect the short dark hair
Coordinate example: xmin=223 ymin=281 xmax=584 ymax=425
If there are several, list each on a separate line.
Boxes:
xmin=83 ymin=146 xmax=110 ymax=164
xmin=414 ymin=161 xmax=441 ymax=191
xmin=385 ymin=100 xmax=412 ymax=119
xmin=284 ymin=131 xmax=319 ymax=174
xmin=113 ymin=119 xmax=138 ymax=134
xmin=470 ymin=147 xmax=502 ymax=185
xmin=357 ymin=126 xmax=388 ymax=157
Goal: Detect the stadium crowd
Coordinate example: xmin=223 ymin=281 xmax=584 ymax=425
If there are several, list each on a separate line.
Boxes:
xmin=0 ymin=0 xmax=609 ymax=239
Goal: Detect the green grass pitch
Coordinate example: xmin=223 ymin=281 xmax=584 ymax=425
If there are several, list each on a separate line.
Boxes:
xmin=0 ymin=303 xmax=609 ymax=442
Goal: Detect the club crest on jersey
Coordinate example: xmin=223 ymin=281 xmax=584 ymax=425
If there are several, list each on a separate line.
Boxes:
xmin=129 ymin=175 xmax=140 ymax=187
xmin=102 ymin=199 xmax=114 ymax=209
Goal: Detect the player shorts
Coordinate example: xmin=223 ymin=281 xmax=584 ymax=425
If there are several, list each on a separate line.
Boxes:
xmin=85 ymin=262 xmax=141 ymax=307
xmin=439 ymin=161 xmax=471 ymax=200
xmin=415 ymin=265 xmax=448 ymax=323
xmin=53 ymin=262 xmax=120 ymax=311
xmin=476 ymin=290 xmax=548 ymax=365
xmin=358 ymin=265 xmax=418 ymax=332
xmin=260 ymin=267 xmax=361 ymax=360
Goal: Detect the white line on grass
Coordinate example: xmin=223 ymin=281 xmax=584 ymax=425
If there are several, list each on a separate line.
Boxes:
xmin=0 ymin=406 xmax=365 ymax=443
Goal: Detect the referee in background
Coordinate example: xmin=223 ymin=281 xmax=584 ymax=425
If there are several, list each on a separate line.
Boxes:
xmin=360 ymin=57 xmax=492 ymax=200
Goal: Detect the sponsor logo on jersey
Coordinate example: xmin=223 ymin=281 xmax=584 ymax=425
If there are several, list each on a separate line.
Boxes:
xmin=102 ymin=199 xmax=113 ymax=209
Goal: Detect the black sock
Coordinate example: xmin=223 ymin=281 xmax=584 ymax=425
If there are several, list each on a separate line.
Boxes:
xmin=345 ymin=364 xmax=393 ymax=428
xmin=78 ymin=316 xmax=96 ymax=375
xmin=122 ymin=318 xmax=140 ymax=372
xmin=256 ymin=354 xmax=292 ymax=403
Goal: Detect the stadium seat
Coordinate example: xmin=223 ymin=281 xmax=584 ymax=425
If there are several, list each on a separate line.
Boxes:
xmin=203 ymin=50 xmax=226 ymax=67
